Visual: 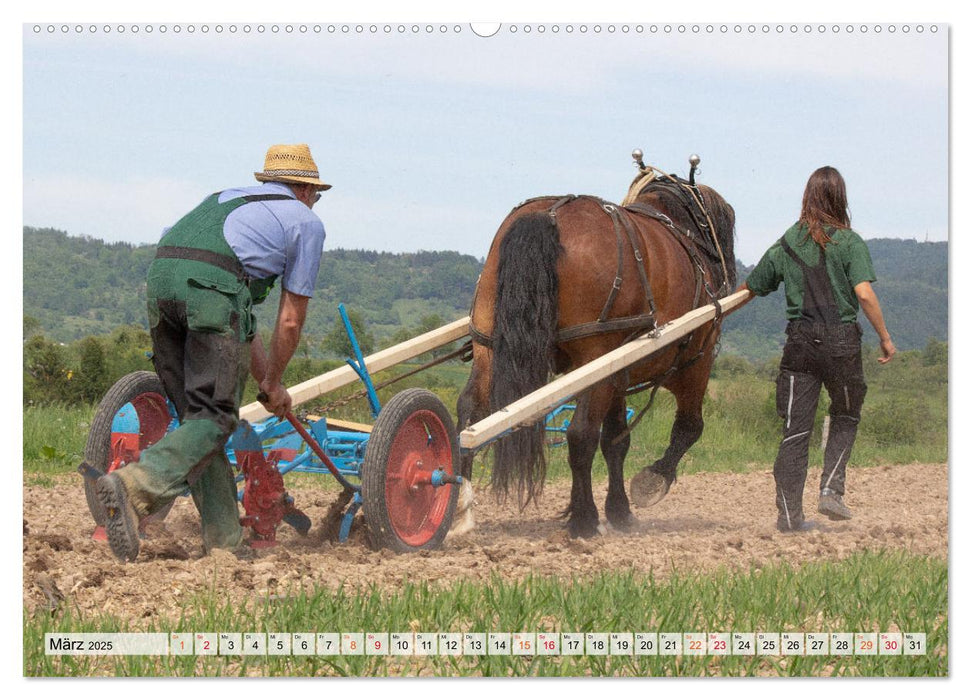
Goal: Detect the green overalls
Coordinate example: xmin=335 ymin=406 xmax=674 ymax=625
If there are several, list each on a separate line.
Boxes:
xmin=116 ymin=192 xmax=286 ymax=552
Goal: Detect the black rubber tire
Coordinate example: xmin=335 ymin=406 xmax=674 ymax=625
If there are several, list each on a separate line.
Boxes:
xmin=361 ymin=388 xmax=459 ymax=552
xmin=83 ymin=371 xmax=176 ymax=527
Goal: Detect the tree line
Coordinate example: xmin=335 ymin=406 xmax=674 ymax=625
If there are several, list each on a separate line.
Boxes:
xmin=22 ymin=227 xmax=947 ymax=406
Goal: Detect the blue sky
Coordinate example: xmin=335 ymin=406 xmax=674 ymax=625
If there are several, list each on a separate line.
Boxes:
xmin=22 ymin=20 xmax=947 ymax=265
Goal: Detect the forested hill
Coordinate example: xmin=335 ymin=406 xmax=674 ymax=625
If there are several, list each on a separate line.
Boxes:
xmin=22 ymin=227 xmax=481 ymax=344
xmin=23 ymin=227 xmax=946 ymax=359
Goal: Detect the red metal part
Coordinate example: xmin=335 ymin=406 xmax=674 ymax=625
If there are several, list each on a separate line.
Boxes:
xmin=107 ymin=392 xmax=171 ymax=473
xmin=96 ymin=392 xmax=173 ymax=540
xmin=237 ymin=448 xmax=289 ymax=547
xmin=384 ymin=409 xmax=454 ymax=547
xmin=108 ymin=433 xmax=140 ymax=473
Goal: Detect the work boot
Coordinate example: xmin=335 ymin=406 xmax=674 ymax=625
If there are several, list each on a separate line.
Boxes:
xmin=776 ymin=512 xmax=815 ymax=533
xmin=818 ymin=489 xmax=853 ymax=521
xmin=96 ymin=473 xmax=141 ymax=562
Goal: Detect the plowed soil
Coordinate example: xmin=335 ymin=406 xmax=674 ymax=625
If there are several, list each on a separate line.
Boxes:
xmin=23 ymin=464 xmax=947 ymax=622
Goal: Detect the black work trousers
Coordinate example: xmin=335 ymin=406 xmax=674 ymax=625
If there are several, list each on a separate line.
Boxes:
xmin=117 ymin=296 xmax=250 ymax=551
xmin=773 ymin=321 xmax=867 ymax=525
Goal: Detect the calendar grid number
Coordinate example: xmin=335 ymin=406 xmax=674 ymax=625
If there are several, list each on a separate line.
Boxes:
xmin=683 ymin=632 xmax=706 ymax=656
xmin=316 ymin=633 xmax=339 ymax=656
xmin=659 ymin=632 xmax=682 ymax=656
xmin=560 ymin=633 xmax=584 ymax=656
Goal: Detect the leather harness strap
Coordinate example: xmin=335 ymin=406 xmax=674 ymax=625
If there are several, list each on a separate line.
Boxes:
xmin=467 ymin=192 xmax=724 ymax=349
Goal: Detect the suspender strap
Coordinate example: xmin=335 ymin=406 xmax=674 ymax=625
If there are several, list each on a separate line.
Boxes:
xmin=154 ymin=246 xmax=245 ymax=279
xmin=779 ymin=235 xmax=843 ymax=326
xmin=779 ymin=237 xmax=805 ymax=268
xmin=154 ymin=192 xmax=295 ymax=279
xmin=235 ymin=194 xmax=295 ymax=203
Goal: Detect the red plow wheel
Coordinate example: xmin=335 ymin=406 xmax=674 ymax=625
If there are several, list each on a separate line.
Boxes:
xmin=82 ymin=371 xmax=176 ymax=539
xmin=362 ymin=388 xmax=459 ymax=552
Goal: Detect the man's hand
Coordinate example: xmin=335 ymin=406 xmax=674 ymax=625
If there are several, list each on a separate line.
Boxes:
xmin=258 ymin=381 xmax=292 ymax=418
xmin=250 ymin=288 xmax=310 ymax=416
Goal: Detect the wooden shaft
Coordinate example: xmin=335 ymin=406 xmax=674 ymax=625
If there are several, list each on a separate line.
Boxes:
xmin=240 ymin=315 xmax=470 ymax=422
xmin=459 ymin=290 xmax=748 ymax=450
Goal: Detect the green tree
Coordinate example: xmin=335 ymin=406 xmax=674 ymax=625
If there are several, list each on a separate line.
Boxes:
xmin=922 ymin=337 xmax=948 ymax=366
xmin=23 ymin=315 xmax=43 ymax=340
xmin=72 ymin=336 xmax=109 ymax=403
xmin=23 ymin=335 xmax=69 ymax=404
xmin=321 ymin=309 xmax=374 ymax=358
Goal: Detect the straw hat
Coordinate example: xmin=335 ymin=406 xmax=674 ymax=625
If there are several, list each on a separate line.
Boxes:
xmin=254 ymin=144 xmax=332 ymax=190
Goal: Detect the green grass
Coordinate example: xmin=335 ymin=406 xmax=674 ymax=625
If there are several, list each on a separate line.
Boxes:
xmin=24 ymin=550 xmax=947 ymax=677
xmin=23 ymin=403 xmax=94 ymax=478
xmin=25 ymin=353 xmax=947 ymax=485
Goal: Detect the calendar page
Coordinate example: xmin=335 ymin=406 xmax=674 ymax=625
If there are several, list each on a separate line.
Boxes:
xmin=18 ymin=2 xmax=950 ymax=683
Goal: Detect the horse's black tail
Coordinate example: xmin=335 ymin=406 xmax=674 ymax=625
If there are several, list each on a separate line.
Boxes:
xmin=489 ymin=212 xmax=563 ymax=507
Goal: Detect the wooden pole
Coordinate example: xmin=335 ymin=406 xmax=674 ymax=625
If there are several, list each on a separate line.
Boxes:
xmin=240 ymin=316 xmax=470 ymax=422
xmin=459 ymin=290 xmax=749 ymax=450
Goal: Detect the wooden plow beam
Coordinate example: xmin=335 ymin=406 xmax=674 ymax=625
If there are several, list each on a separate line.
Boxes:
xmin=240 ymin=316 xmax=471 ymax=422
xmin=459 ymin=290 xmax=749 ymax=450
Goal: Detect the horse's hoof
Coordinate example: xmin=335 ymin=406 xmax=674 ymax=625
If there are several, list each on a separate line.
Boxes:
xmin=630 ymin=469 xmax=670 ymax=508
xmin=607 ymin=512 xmax=638 ymax=532
xmin=446 ymin=481 xmax=476 ymax=540
xmin=567 ymin=518 xmax=603 ymax=539
xmin=446 ymin=507 xmax=475 ymax=539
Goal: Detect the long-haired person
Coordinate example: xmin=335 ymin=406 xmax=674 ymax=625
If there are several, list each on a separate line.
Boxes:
xmin=739 ymin=166 xmax=895 ymax=532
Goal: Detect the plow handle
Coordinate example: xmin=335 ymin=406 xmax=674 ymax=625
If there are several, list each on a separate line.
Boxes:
xmin=258 ymin=392 xmax=358 ymax=492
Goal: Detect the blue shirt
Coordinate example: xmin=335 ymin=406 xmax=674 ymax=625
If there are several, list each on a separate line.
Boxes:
xmin=217 ymin=182 xmax=326 ymax=298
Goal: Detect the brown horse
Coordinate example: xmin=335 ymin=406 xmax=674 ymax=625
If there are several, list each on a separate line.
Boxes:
xmin=456 ymin=169 xmax=736 ymax=537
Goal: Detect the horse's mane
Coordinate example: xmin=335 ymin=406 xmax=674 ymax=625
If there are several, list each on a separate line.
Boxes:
xmin=633 ymin=178 xmax=737 ymax=291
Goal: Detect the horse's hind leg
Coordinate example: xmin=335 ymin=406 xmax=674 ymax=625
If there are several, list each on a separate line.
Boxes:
xmin=601 ymin=392 xmax=636 ymax=531
xmin=456 ymin=349 xmax=492 ymax=480
xmin=451 ymin=349 xmax=492 ymax=537
xmin=564 ymin=383 xmax=614 ymax=538
xmin=630 ymin=354 xmax=712 ymax=508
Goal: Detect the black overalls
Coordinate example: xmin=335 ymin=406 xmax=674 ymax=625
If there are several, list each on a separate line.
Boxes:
xmin=773 ymin=238 xmax=867 ymax=528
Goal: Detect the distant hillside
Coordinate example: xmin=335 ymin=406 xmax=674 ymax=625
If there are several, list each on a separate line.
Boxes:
xmin=24 ymin=227 xmax=946 ymax=359
xmin=23 ymin=227 xmax=480 ymax=346
xmin=23 ymin=228 xmax=155 ymax=340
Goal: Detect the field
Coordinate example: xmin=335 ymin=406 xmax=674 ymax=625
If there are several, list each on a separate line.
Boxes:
xmin=22 ymin=355 xmax=949 ymax=677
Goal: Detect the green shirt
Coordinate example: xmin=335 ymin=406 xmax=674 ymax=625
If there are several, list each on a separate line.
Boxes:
xmin=746 ymin=222 xmax=877 ymax=323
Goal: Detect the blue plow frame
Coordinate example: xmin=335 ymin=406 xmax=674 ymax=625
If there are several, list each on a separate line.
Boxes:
xmin=151 ymin=303 xmax=596 ymax=542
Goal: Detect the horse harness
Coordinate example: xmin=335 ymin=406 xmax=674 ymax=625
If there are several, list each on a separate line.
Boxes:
xmin=469 ymin=191 xmax=728 ymax=353
xmin=468 ymin=188 xmax=731 ymax=440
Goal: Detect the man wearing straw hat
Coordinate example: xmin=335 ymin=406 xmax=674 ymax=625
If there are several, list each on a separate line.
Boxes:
xmin=96 ymin=144 xmax=330 ymax=562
